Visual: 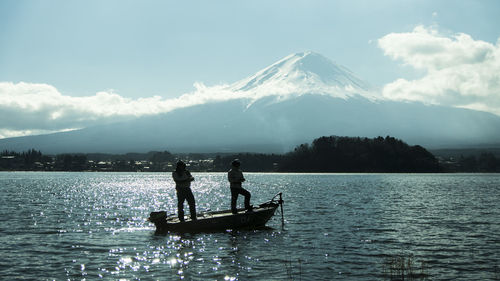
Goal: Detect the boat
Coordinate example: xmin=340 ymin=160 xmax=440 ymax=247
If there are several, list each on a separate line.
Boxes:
xmin=149 ymin=193 xmax=284 ymax=233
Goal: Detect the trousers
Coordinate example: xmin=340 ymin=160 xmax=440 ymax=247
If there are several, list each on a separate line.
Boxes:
xmin=176 ymin=187 xmax=196 ymax=221
xmin=230 ymin=187 xmax=251 ymax=214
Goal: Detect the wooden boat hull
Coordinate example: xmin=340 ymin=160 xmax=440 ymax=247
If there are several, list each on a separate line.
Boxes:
xmin=149 ymin=202 xmax=280 ymax=233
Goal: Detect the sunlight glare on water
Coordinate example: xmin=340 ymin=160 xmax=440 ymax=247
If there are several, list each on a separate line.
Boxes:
xmin=0 ymin=172 xmax=499 ymax=280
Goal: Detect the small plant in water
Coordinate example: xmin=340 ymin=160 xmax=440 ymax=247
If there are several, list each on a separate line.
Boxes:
xmin=382 ymin=254 xmax=428 ymax=281
xmin=285 ymin=258 xmax=302 ymax=280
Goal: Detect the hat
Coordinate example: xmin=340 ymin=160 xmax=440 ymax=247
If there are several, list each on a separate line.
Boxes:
xmin=231 ymin=159 xmax=241 ymax=167
xmin=176 ymin=160 xmax=186 ymax=168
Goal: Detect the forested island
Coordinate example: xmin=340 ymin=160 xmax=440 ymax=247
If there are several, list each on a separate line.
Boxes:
xmin=1 ymin=136 xmax=499 ymax=172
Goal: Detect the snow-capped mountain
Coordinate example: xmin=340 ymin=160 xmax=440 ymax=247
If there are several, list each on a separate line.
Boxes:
xmin=2 ymin=52 xmax=500 ymax=154
xmin=230 ymin=51 xmax=372 ymax=100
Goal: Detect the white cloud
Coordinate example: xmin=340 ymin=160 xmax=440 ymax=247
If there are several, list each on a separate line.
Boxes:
xmin=0 ymin=51 xmax=378 ymax=139
xmin=378 ymin=25 xmax=500 ymax=116
xmin=0 ymin=81 xmax=240 ymax=138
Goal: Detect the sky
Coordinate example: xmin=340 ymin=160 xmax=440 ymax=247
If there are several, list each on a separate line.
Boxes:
xmin=1 ymin=0 xmax=500 ymax=139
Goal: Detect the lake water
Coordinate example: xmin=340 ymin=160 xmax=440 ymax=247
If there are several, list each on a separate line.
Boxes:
xmin=0 ymin=172 xmax=499 ymax=280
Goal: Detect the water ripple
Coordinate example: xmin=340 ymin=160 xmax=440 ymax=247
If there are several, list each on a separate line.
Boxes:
xmin=0 ymin=172 xmax=499 ymax=280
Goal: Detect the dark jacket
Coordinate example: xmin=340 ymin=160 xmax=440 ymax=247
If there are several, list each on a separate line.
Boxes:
xmin=172 ymin=170 xmax=194 ymax=189
xmin=228 ymin=168 xmax=245 ymax=189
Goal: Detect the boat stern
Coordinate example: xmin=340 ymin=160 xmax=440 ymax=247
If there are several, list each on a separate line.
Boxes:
xmin=149 ymin=211 xmax=168 ymax=228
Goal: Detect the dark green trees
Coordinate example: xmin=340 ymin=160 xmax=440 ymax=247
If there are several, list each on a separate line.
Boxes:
xmin=278 ymin=136 xmax=441 ymax=172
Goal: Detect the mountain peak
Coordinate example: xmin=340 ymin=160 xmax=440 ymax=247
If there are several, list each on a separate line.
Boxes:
xmin=231 ymin=51 xmax=371 ymax=99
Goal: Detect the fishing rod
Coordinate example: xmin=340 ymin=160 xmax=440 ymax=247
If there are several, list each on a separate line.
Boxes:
xmin=270 ymin=192 xmax=284 ymax=225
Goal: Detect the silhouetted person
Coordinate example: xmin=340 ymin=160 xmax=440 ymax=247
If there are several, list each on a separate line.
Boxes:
xmin=172 ymin=160 xmax=196 ymax=222
xmin=228 ymin=159 xmax=252 ymax=214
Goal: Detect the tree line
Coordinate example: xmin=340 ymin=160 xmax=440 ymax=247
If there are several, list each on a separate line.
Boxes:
xmin=3 ymin=135 xmax=499 ymax=172
xmin=1 ymin=149 xmax=90 ymax=171
xmin=443 ymin=153 xmax=499 ymax=172
xmin=213 ymin=136 xmax=441 ymax=172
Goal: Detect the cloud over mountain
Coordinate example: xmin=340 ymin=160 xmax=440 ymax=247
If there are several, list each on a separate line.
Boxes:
xmin=378 ymin=25 xmax=500 ymax=115
xmin=0 ymin=81 xmax=235 ymax=138
xmin=2 ymin=50 xmax=500 ymax=153
xmin=0 ymin=52 xmax=373 ymax=139
xmin=2 ymin=32 xmax=500 ymax=141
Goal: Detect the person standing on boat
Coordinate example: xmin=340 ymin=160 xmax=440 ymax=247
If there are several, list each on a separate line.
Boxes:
xmin=228 ymin=159 xmax=252 ymax=214
xmin=172 ymin=160 xmax=196 ymax=222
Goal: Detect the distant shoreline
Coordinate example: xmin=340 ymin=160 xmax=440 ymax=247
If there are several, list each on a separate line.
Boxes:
xmin=2 ymin=136 xmax=499 ymax=173
xmin=1 ymin=170 xmax=499 ymax=174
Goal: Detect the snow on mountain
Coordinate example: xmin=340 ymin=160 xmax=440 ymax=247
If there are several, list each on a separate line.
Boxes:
xmin=1 ymin=51 xmax=500 ymax=154
xmin=229 ymin=51 xmax=376 ymax=103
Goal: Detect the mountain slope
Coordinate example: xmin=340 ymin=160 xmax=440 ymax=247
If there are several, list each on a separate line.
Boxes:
xmin=231 ymin=51 xmax=371 ymax=96
xmin=1 ymin=52 xmax=500 ymax=154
